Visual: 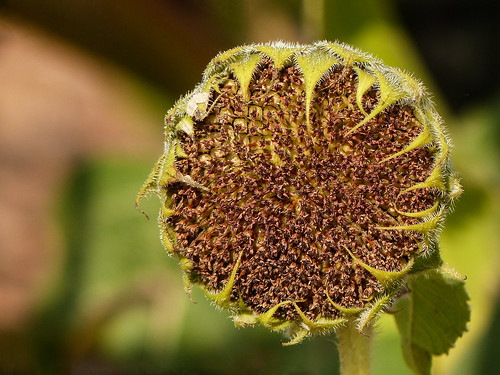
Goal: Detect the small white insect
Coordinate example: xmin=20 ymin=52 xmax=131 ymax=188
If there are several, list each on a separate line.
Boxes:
xmin=177 ymin=116 xmax=194 ymax=136
xmin=186 ymin=92 xmax=210 ymax=120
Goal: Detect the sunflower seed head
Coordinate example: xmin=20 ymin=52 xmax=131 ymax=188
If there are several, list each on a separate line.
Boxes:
xmin=137 ymin=41 xmax=461 ymax=344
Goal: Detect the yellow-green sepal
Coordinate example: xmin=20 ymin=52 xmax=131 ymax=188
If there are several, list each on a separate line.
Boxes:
xmin=325 ymin=288 xmax=364 ymax=315
xmin=177 ymin=256 xmax=195 ymax=298
xmin=135 ymin=141 xmax=180 ymax=220
xmin=405 ymin=165 xmax=446 ymax=194
xmin=320 ymin=41 xmax=374 ymax=66
xmin=257 ymin=301 xmax=293 ymax=329
xmin=279 ymin=302 xmax=348 ymax=345
xmin=346 ymin=68 xmax=407 ymax=136
xmin=282 ymin=325 xmax=310 ymax=347
xmin=232 ymin=300 xmax=294 ymax=332
xmin=293 ymin=302 xmax=348 ymax=332
xmin=282 ymin=302 xmax=348 ymax=346
xmin=295 ymin=48 xmax=340 ymax=132
xmin=357 ymin=293 xmax=394 ymax=333
xmin=255 ymin=42 xmax=301 ymax=70
xmin=394 ymin=200 xmax=440 ymax=219
xmin=381 ymin=111 xmax=434 ymax=162
xmin=342 ymin=246 xmax=414 ymax=286
xmin=230 ymin=53 xmax=263 ymax=101
xmin=135 ymin=153 xmax=165 ymax=216
xmin=159 ymin=221 xmax=178 ymax=254
xmin=354 ymin=67 xmax=377 ymax=116
xmin=203 ymin=45 xmax=251 ymax=80
xmin=203 ymin=251 xmax=243 ymax=309
xmin=376 ymin=208 xmax=444 ymax=234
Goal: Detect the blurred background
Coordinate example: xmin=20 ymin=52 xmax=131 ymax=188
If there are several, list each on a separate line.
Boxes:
xmin=0 ymin=0 xmax=498 ymax=374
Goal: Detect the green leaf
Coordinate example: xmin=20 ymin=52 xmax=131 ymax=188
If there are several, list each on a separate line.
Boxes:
xmin=410 ymin=247 xmax=443 ymax=274
xmin=394 ymin=294 xmax=432 ymax=375
xmin=394 ymin=269 xmax=470 ymax=374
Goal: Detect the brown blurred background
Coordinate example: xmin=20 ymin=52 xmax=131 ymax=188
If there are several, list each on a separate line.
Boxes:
xmin=0 ymin=1 xmax=498 ymax=374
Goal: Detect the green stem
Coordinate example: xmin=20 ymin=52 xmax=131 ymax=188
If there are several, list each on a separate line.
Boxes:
xmin=336 ymin=318 xmax=373 ymax=375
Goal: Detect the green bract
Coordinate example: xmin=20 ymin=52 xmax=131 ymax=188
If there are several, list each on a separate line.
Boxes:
xmin=137 ymin=41 xmax=466 ymax=354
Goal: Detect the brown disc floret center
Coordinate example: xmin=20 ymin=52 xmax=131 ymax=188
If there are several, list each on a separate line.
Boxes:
xmin=168 ymin=58 xmax=438 ymax=320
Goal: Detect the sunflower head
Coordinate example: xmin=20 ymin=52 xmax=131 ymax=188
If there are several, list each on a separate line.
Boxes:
xmin=137 ymin=41 xmax=461 ymax=344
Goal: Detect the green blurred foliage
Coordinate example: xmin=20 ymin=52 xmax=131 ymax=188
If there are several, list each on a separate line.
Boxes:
xmin=1 ymin=1 xmax=498 ymax=374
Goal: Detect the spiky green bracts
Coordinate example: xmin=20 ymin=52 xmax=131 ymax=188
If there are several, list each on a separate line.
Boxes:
xmin=137 ymin=41 xmax=461 ymax=346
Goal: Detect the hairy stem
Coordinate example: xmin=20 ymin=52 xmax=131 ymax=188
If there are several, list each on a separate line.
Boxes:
xmin=336 ymin=318 xmax=373 ymax=375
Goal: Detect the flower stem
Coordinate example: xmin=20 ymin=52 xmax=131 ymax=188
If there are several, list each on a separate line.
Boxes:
xmin=336 ymin=318 xmax=373 ymax=375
